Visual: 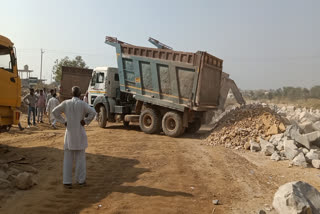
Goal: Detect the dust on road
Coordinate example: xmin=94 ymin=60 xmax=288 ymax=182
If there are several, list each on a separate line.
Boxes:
xmin=1 ymin=118 xmax=320 ymax=214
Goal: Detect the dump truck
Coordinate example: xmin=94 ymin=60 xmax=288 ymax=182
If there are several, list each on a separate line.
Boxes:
xmin=89 ymin=36 xmax=245 ymax=137
xmin=59 ymin=66 xmax=93 ymax=101
xmin=0 ymin=35 xmax=21 ymax=131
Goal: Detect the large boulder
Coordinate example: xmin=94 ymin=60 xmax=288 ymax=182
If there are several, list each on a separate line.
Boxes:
xmin=312 ymin=121 xmax=320 ymax=131
xmin=305 ymin=149 xmax=320 ymax=163
xmin=291 ymin=153 xmax=308 ymax=168
xmin=260 ymin=138 xmax=275 ymax=156
xmin=15 ymin=172 xmax=36 ymax=190
xmin=311 ymin=160 xmax=320 ymax=169
xmin=250 ymin=140 xmax=261 ymax=152
xmin=269 ymin=133 xmax=284 ymax=146
xmin=299 ymin=121 xmax=314 ymax=134
xmin=273 ymin=181 xmax=320 ymax=214
xmin=284 ymin=140 xmax=299 ymax=160
xmin=271 ymin=151 xmax=281 ymax=161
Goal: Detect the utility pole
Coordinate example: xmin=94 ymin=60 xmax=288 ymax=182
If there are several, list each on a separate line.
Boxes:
xmin=40 ymin=49 xmax=44 ymax=81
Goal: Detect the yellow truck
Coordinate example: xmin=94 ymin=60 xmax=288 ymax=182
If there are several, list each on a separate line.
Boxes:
xmin=0 ymin=35 xmax=21 ymax=131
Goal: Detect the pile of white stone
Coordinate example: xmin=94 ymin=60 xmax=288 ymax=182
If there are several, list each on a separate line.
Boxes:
xmin=248 ymin=105 xmax=320 ymax=169
xmin=0 ymin=146 xmax=37 ymax=192
xmin=0 ymin=162 xmax=37 ymax=191
xmin=276 ymin=105 xmax=320 ymax=133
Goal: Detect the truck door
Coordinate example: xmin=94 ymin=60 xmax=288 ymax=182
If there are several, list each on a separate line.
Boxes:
xmin=106 ymin=70 xmax=119 ymax=98
xmin=0 ymin=46 xmax=19 ymax=108
xmin=88 ymin=71 xmax=105 ymax=105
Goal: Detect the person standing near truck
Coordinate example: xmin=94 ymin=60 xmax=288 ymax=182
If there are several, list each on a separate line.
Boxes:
xmin=52 ymin=86 xmax=96 ymax=188
xmin=46 ymin=89 xmax=55 ymax=123
xmin=23 ymin=88 xmax=38 ymax=128
xmin=46 ymin=93 xmax=60 ymax=129
xmin=36 ymin=90 xmax=46 ymax=123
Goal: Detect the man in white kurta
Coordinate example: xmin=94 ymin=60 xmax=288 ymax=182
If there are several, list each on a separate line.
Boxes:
xmin=52 ymin=86 xmax=96 ymax=187
xmin=46 ymin=93 xmax=60 ymax=128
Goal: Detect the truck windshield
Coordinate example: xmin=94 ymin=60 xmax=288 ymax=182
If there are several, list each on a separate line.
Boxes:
xmin=0 ymin=46 xmax=12 ymax=72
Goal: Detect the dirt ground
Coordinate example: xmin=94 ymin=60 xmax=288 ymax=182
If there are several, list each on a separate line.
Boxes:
xmin=0 ymin=115 xmax=320 ymax=214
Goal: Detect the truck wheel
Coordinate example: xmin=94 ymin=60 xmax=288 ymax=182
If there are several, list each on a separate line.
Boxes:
xmin=186 ymin=119 xmax=202 ymax=134
xmin=139 ymin=108 xmax=161 ymax=134
xmin=123 ymin=121 xmax=130 ymax=128
xmin=162 ymin=111 xmax=184 ymax=137
xmin=98 ymin=106 xmax=107 ymax=128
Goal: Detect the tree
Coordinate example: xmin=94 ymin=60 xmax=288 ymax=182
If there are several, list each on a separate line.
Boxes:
xmin=52 ymin=56 xmax=88 ymax=82
xmin=310 ymin=85 xmax=320 ymax=99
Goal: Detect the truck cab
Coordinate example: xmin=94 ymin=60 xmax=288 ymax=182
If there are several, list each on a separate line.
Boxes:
xmin=0 ymin=35 xmax=21 ymax=131
xmin=88 ymin=67 xmax=119 ymax=106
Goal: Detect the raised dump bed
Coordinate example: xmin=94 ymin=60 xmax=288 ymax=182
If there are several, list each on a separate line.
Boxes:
xmin=105 ymin=37 xmax=223 ymax=112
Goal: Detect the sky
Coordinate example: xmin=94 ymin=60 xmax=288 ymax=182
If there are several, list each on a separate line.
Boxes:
xmin=1 ymin=0 xmax=319 ymax=89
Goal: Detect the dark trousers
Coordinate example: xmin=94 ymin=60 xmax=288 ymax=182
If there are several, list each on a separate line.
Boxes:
xmin=27 ymin=106 xmax=36 ymax=125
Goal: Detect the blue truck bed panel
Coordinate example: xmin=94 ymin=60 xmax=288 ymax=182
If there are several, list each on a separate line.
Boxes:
xmin=105 ymin=37 xmax=223 ymax=112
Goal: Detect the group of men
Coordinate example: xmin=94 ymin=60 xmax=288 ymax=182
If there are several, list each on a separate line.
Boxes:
xmin=23 ymin=86 xmax=96 ymax=188
xmin=23 ymin=88 xmax=60 ymax=128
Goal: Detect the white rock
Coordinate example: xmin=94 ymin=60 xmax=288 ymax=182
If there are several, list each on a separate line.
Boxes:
xmin=15 ymin=172 xmax=35 ymax=190
xmin=250 ymin=141 xmax=261 ymax=152
xmin=305 ymin=131 xmax=320 ymax=143
xmin=305 ymin=149 xmax=320 ymax=163
xmin=287 ymin=106 xmax=296 ymax=112
xmin=284 ymin=140 xmax=299 ymax=160
xmin=312 ymin=121 xmax=320 ymax=131
xmin=302 ymin=148 xmax=309 ymax=155
xmin=299 ymin=121 xmax=314 ymax=134
xmin=291 ymin=153 xmax=308 ymax=168
xmin=312 ymin=160 xmax=320 ymax=169
xmin=269 ymin=133 xmax=284 ymax=145
xmin=260 ymin=138 xmax=275 ymax=156
xmin=271 ymin=152 xmax=281 ymax=161
xmin=276 ymin=141 xmax=284 ymax=151
xmin=272 ymin=181 xmax=320 ymax=214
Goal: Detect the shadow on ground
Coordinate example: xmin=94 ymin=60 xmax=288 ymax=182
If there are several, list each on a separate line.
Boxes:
xmin=0 ymin=144 xmax=192 ymax=214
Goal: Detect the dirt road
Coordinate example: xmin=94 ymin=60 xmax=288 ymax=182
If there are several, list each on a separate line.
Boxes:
xmin=1 ymin=118 xmax=320 ymax=214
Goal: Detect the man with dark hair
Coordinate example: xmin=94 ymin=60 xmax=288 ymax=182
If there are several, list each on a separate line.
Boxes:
xmin=46 ymin=89 xmax=55 ymax=124
xmin=46 ymin=93 xmax=60 ymax=129
xmin=52 ymin=86 xmax=96 ymax=188
xmin=23 ymin=88 xmax=38 ymax=128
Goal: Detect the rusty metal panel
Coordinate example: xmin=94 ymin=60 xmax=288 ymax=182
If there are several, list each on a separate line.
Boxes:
xmin=195 ymin=52 xmax=223 ymax=107
xmin=60 ymin=66 xmax=93 ymax=100
xmin=121 ymin=44 xmax=197 ymax=65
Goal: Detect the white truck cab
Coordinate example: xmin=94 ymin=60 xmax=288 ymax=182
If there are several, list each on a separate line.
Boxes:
xmin=87 ymin=67 xmax=119 ymax=106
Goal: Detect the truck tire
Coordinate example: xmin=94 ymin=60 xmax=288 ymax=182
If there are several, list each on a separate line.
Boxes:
xmin=162 ymin=111 xmax=184 ymax=137
xmin=186 ymin=119 xmax=202 ymax=134
xmin=123 ymin=121 xmax=130 ymax=128
xmin=139 ymin=108 xmax=161 ymax=134
xmin=98 ymin=106 xmax=107 ymax=128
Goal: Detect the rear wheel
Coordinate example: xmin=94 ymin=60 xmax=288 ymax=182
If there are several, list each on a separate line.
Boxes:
xmin=186 ymin=119 xmax=202 ymax=134
xmin=123 ymin=121 xmax=130 ymax=128
xmin=0 ymin=125 xmax=11 ymax=133
xmin=162 ymin=111 xmax=184 ymax=137
xmin=139 ymin=108 xmax=161 ymax=134
xmin=97 ymin=106 xmax=107 ymax=128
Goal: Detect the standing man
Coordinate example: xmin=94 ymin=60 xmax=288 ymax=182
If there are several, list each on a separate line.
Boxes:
xmin=46 ymin=93 xmax=60 ymax=129
xmin=37 ymin=90 xmax=46 ymax=123
xmin=52 ymin=86 xmax=96 ymax=188
xmin=23 ymin=88 xmax=38 ymax=128
xmin=46 ymin=89 xmax=55 ymax=124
